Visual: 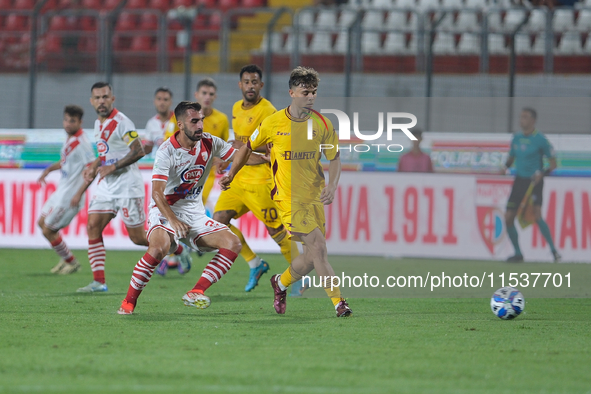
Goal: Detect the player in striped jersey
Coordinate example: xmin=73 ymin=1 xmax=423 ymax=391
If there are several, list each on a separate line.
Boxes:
xmin=118 ymin=101 xmax=268 ymax=315
xmin=156 ymin=79 xmax=231 ymax=275
xmin=143 ymin=87 xmax=174 ymax=156
xmin=37 ymin=105 xmax=95 ymax=274
xmin=77 ymin=82 xmax=162 ymax=293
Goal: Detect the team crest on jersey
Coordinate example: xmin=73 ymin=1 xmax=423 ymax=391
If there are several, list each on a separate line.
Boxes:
xmin=181 ymin=165 xmax=206 ymax=183
xmin=96 ymin=140 xmax=109 ymax=154
xmin=201 ymin=151 xmax=208 ymax=162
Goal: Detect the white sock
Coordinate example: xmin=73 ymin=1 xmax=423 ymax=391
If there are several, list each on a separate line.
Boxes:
xmin=277 ymin=275 xmax=287 ymax=291
xmin=247 ymin=256 xmax=262 ymax=269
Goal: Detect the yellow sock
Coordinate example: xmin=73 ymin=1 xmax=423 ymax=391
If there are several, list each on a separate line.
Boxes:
xmin=228 ymin=224 xmax=257 ymax=262
xmin=271 ymin=228 xmax=299 ymax=264
xmin=280 ymin=265 xmax=302 ymax=289
xmin=323 ymin=277 xmax=343 ymax=306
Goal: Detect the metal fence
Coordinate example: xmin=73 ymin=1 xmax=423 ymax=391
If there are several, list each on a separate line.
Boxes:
xmin=1 ymin=3 xmax=590 ymax=127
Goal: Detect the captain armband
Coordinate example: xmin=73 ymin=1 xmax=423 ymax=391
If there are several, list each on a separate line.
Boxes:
xmin=122 ymin=130 xmax=139 ymax=146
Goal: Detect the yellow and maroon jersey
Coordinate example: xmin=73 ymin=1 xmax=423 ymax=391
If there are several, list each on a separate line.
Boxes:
xmin=248 ymin=107 xmax=339 ymax=204
xmin=231 ymin=97 xmax=276 ymax=185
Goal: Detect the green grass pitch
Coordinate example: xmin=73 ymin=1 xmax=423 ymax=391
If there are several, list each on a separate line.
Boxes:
xmin=0 ymin=248 xmax=590 ymax=394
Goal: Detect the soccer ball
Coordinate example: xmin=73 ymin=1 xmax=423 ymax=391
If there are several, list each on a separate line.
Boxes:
xmin=490 ymin=286 xmax=525 ymax=320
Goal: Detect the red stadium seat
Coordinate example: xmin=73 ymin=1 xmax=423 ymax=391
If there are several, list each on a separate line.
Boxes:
xmin=168 ymin=19 xmax=183 ymax=31
xmin=147 ymin=0 xmax=170 ymax=10
xmin=208 ymin=12 xmax=221 ymax=29
xmin=130 ymin=35 xmax=154 ymax=51
xmin=192 ymin=14 xmax=208 ymax=29
xmin=13 ymin=0 xmax=35 ymax=9
xmin=78 ymin=36 xmax=98 ymax=52
xmin=45 ymin=33 xmax=62 ymax=53
xmin=78 ymin=15 xmax=97 ymax=30
xmin=196 ymin=0 xmax=216 ymax=7
xmin=241 ymin=0 xmax=264 ymax=7
xmin=171 ymin=0 xmax=192 ymax=7
xmin=5 ymin=15 xmax=29 ymax=31
xmin=104 ymin=0 xmax=122 ymax=9
xmin=139 ymin=13 xmax=158 ymax=30
xmin=41 ymin=0 xmax=58 ymax=11
xmin=126 ymin=0 xmax=147 ymax=8
xmin=49 ymin=16 xmax=70 ymax=31
xmin=0 ymin=0 xmax=11 ymax=10
xmin=219 ymin=0 xmax=238 ymax=10
xmin=113 ymin=34 xmax=131 ymax=50
xmin=56 ymin=0 xmax=75 ymax=8
xmin=115 ymin=12 xmax=137 ymax=30
xmin=81 ymin=0 xmax=102 ymax=9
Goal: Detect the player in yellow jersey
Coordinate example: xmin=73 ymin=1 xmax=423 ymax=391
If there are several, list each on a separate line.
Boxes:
xmin=220 ymin=66 xmax=352 ymax=317
xmin=214 ymin=64 xmax=299 ymax=292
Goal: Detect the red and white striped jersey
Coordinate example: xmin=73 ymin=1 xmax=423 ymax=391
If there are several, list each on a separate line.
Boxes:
xmin=57 ymin=129 xmax=95 ymax=197
xmin=93 ymin=108 xmax=144 ymax=198
xmin=151 ymin=131 xmax=236 ymax=213
xmin=144 ymin=113 xmax=173 ymax=150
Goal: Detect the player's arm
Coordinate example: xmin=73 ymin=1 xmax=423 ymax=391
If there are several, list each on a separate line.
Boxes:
xmin=504 ymin=156 xmax=515 ymax=169
xmin=320 ymin=120 xmax=341 ymax=205
xmin=83 ymin=157 xmax=101 ymax=183
xmin=231 ymin=137 xmax=267 ymax=153
xmin=37 ymin=161 xmax=62 ymax=185
xmin=143 ymin=139 xmax=154 ymax=155
xmin=220 ymin=123 xmax=269 ymax=188
xmin=503 ymin=137 xmax=516 ymax=174
xmin=98 ymin=137 xmax=145 ymax=180
xmin=142 ymin=122 xmax=155 ymax=154
xmin=219 ymin=144 xmax=252 ymax=190
xmin=70 ymin=163 xmax=95 ymax=207
xmin=152 ymin=179 xmax=190 ymax=238
xmin=533 ymin=138 xmax=557 ymax=184
xmin=320 ymin=156 xmax=341 ymax=205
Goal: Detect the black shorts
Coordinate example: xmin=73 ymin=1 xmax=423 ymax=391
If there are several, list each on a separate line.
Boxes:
xmin=506 ymin=176 xmax=544 ymax=210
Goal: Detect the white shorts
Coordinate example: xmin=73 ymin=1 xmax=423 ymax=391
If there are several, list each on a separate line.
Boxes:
xmin=88 ymin=194 xmax=145 ymax=228
xmin=147 ymin=207 xmax=229 ymax=254
xmin=40 ymin=192 xmax=84 ymax=231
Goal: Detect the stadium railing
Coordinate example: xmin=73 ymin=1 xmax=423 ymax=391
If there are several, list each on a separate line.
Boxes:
xmin=1 ymin=4 xmax=590 ymax=75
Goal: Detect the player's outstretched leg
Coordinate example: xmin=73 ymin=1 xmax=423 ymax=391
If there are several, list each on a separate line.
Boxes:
xmin=38 ymin=217 xmax=81 ymax=275
xmin=77 ymin=237 xmax=108 ymax=292
xmin=48 ymin=235 xmax=80 ymax=274
xmin=302 ymin=229 xmax=352 ymax=317
xmin=118 ymin=253 xmax=160 ymax=315
xmin=183 ymin=248 xmax=238 ymax=310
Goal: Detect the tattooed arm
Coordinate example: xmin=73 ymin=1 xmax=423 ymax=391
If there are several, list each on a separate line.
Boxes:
xmin=97 ymin=138 xmax=145 ymax=180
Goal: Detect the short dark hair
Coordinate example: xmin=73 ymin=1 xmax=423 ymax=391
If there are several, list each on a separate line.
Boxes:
xmin=412 ymin=128 xmax=423 ymax=139
xmin=240 ymin=64 xmax=263 ymax=80
xmin=91 ymin=81 xmax=112 ymax=93
xmin=174 ymin=101 xmax=202 ymax=121
xmin=522 ymin=107 xmax=537 ymax=120
xmin=289 ymin=66 xmax=320 ymax=89
xmin=64 ymin=104 xmax=84 ymax=121
xmin=196 ymin=78 xmax=217 ymax=92
xmin=155 ymin=87 xmax=173 ymax=97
